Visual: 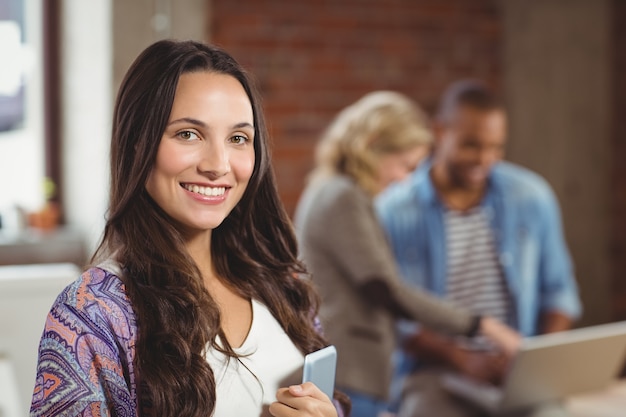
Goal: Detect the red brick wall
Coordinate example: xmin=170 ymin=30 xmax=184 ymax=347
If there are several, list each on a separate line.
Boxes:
xmin=210 ymin=0 xmax=502 ymax=215
xmin=611 ymin=0 xmax=626 ymax=321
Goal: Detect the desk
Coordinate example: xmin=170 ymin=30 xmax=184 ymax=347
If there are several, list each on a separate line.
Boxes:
xmin=566 ymin=380 xmax=626 ymax=417
xmin=0 ymin=227 xmax=86 ymax=266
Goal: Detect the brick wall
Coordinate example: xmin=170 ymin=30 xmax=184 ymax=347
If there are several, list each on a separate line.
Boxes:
xmin=210 ymin=0 xmax=502 ymax=215
xmin=612 ymin=0 xmax=626 ymax=321
xmin=209 ymin=0 xmax=626 ymax=323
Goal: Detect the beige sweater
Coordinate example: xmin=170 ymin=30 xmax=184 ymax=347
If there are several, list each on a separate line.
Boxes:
xmin=294 ymin=175 xmax=473 ymax=400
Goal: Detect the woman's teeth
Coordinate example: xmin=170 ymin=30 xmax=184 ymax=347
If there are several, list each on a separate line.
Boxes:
xmin=183 ymin=184 xmax=226 ymax=197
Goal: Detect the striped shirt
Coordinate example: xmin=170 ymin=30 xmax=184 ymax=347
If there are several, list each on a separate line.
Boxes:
xmin=444 ymin=207 xmax=511 ymax=347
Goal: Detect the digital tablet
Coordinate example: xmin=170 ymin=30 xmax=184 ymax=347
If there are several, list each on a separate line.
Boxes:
xmin=302 ymin=345 xmax=337 ymax=399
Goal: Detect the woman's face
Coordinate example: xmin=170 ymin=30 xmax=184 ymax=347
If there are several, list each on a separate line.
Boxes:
xmin=145 ymin=71 xmax=255 ymax=235
xmin=375 ymin=145 xmax=429 ymax=193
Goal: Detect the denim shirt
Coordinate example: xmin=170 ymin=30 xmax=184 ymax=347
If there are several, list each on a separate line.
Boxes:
xmin=375 ymin=160 xmax=582 ymax=376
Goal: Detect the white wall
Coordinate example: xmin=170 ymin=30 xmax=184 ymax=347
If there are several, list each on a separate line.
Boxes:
xmin=61 ymin=0 xmax=112 ymax=252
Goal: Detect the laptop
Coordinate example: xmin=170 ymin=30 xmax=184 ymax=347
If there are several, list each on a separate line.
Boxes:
xmin=441 ymin=320 xmax=626 ymax=414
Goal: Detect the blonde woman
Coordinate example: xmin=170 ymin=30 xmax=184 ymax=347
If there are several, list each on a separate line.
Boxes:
xmin=294 ymin=91 xmax=519 ymax=417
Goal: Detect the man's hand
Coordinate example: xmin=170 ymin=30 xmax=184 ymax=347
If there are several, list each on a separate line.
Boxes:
xmin=450 ymin=348 xmax=508 ymax=385
xmin=403 ymin=327 xmax=511 ymax=385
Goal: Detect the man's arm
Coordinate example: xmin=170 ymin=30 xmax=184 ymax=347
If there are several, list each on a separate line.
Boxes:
xmin=536 ymin=182 xmax=583 ymax=324
xmin=540 ymin=310 xmax=574 ymax=334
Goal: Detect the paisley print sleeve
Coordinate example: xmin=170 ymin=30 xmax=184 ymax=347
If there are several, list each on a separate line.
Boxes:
xmin=30 ymin=269 xmax=138 ymax=417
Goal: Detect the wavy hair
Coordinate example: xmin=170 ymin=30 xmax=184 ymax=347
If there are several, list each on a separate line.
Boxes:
xmin=92 ymin=40 xmax=347 ymax=416
xmin=311 ymin=91 xmax=432 ymax=195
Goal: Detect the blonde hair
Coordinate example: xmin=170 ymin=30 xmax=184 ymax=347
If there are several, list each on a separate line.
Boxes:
xmin=311 ymin=90 xmax=432 ymax=195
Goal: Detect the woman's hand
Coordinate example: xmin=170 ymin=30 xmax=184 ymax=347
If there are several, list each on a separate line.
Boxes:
xmin=480 ymin=316 xmax=521 ymax=357
xmin=269 ymin=382 xmax=338 ymax=417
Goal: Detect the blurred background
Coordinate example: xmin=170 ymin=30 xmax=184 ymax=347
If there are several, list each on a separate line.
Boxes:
xmin=0 ymin=0 xmax=624 ymax=329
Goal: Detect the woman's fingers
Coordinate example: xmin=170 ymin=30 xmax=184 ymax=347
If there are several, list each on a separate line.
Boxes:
xmin=287 ymin=382 xmax=330 ymax=401
xmin=269 ymin=383 xmax=337 ymax=417
xmin=480 ymin=316 xmax=521 ymax=357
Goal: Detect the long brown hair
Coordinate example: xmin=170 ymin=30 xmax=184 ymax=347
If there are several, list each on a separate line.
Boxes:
xmin=92 ymin=40 xmax=346 ymax=416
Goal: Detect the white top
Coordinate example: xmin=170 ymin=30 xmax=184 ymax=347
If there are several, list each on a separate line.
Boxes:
xmin=206 ymin=299 xmax=305 ymax=416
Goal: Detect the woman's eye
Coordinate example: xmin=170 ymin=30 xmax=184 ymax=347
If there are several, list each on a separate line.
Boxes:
xmin=230 ymin=135 xmax=248 ymax=145
xmin=177 ymin=130 xmax=199 ymax=141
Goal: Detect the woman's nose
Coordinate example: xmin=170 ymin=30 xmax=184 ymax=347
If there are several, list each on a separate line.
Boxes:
xmin=198 ymin=142 xmax=230 ymax=178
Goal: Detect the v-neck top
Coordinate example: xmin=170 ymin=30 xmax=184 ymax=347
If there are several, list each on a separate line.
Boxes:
xmin=30 ymin=266 xmax=341 ymax=417
xmin=205 ymin=299 xmax=305 ymax=416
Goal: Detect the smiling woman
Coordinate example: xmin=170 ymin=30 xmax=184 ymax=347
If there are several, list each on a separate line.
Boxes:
xmin=145 ymin=72 xmax=256 ymax=236
xmin=29 ymin=40 xmax=349 ymax=417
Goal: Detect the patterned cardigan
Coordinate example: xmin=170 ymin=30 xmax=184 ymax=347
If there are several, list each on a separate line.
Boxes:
xmin=30 ymin=266 xmax=345 ymax=417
